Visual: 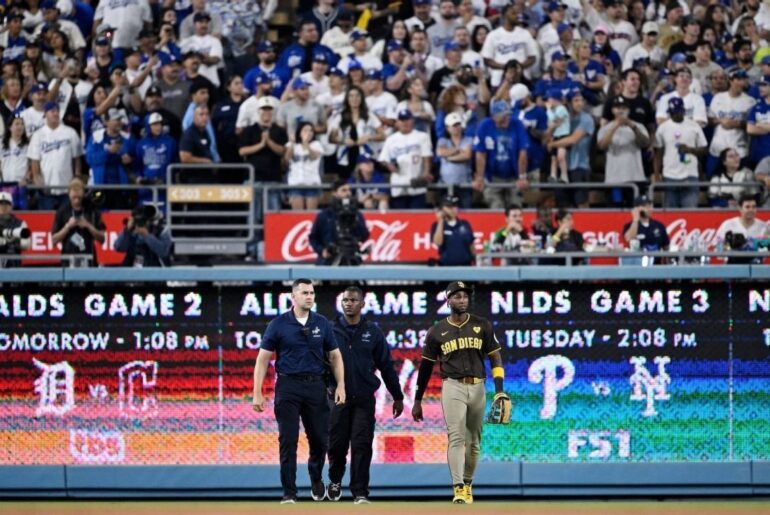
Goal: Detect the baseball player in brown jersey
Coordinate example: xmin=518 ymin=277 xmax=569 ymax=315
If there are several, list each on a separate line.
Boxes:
xmin=411 ymin=281 xmax=507 ymax=504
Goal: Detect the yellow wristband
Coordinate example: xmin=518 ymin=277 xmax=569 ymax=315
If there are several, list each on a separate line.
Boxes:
xmin=492 ymin=367 xmax=504 ymax=379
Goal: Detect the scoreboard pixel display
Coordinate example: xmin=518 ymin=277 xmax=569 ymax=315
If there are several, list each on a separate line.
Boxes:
xmin=1 ymin=283 xmax=768 ymax=465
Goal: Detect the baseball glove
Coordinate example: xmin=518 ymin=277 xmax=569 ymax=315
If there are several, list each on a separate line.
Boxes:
xmin=487 ymin=392 xmax=512 ymax=424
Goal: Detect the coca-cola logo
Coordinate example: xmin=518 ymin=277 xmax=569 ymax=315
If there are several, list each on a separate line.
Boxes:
xmin=280 ymin=220 xmax=409 ymax=262
xmin=667 ymin=218 xmax=718 ymax=249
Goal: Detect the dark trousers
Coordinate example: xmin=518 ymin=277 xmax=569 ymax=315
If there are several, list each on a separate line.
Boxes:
xmin=274 ymin=375 xmax=330 ymax=497
xmin=327 ymin=396 xmax=376 ymax=497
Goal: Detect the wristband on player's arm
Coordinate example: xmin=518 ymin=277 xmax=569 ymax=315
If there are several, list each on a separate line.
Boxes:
xmin=414 ymin=358 xmax=435 ymax=401
xmin=492 ymin=366 xmax=504 ymax=393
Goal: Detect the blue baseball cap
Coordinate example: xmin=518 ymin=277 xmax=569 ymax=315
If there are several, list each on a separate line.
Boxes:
xmin=292 ymin=77 xmax=310 ymax=89
xmin=365 ymin=69 xmax=383 ymax=81
xmin=347 ymin=60 xmax=363 ymax=71
xmin=43 ymin=101 xmax=59 ymax=112
xmin=256 ymin=41 xmax=275 ymax=53
xmin=758 ymin=76 xmax=770 ymax=86
xmin=95 ymin=37 xmax=110 ymax=46
xmin=30 ymin=84 xmax=47 ymax=94
xmin=397 ymin=109 xmax=413 ymax=120
xmin=545 ymin=1 xmax=564 ymax=12
xmin=350 ymin=29 xmax=367 ymax=41
xmin=670 ymin=52 xmax=687 ymax=64
xmin=254 ymin=73 xmax=271 ymax=86
xmin=445 ymin=41 xmax=461 ymax=52
xmin=590 ymin=43 xmax=603 ymax=54
xmin=329 ymin=67 xmax=344 ymax=77
xmin=312 ymin=53 xmax=328 ymax=64
xmin=761 ymin=56 xmax=770 ymax=66
xmin=729 ymin=68 xmax=748 ymax=80
xmin=413 ymin=0 xmax=431 ymax=4
xmin=158 ymin=52 xmax=178 ymax=66
xmin=566 ymin=88 xmax=583 ymax=101
xmin=633 ymin=57 xmax=651 ymax=68
xmin=557 ymin=22 xmax=572 ymax=34
xmin=357 ymin=154 xmax=374 ymax=164
xmin=546 ymin=88 xmax=564 ymax=101
xmin=41 ymin=0 xmax=57 ymax=9
xmin=551 ymin=50 xmax=570 ymax=61
xmin=667 ymin=96 xmax=685 ymax=113
xmin=387 ymin=39 xmax=403 ymax=52
xmin=490 ymin=100 xmax=511 ymax=116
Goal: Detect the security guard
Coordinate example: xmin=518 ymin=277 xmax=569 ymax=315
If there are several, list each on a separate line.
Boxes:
xmin=412 ymin=281 xmax=505 ymax=504
xmin=253 ymin=278 xmax=346 ymax=504
xmin=326 ymin=286 xmax=404 ymax=504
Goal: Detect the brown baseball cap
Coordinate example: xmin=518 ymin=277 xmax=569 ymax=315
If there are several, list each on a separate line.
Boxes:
xmin=445 ymin=281 xmax=473 ymax=298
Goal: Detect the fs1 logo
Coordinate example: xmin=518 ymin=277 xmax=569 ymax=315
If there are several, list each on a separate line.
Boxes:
xmin=568 ymin=430 xmax=631 ymax=459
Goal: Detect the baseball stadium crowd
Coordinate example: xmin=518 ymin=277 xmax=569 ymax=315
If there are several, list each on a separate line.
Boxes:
xmin=1 ymin=0 xmax=770 ymax=265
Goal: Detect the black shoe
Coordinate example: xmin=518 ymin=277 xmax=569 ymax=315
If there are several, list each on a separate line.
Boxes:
xmin=280 ymin=495 xmax=297 ymax=504
xmin=353 ymin=496 xmax=370 ymax=504
xmin=328 ymin=482 xmax=342 ymax=502
xmin=311 ymin=480 xmax=326 ymax=501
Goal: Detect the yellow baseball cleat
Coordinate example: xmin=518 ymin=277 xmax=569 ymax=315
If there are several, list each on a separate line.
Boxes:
xmin=452 ymin=484 xmax=466 ymax=504
xmin=463 ymin=482 xmax=473 ymax=504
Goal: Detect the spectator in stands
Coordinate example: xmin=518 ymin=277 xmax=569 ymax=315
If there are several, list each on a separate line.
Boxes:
xmin=309 ymin=179 xmax=369 ymax=266
xmin=151 ymin=54 xmax=190 ymax=121
xmin=381 ymin=40 xmax=411 ymax=94
xmin=510 ymin=84 xmax=546 ymax=183
xmin=337 ymin=29 xmax=382 ymax=74
xmin=0 ymin=12 xmax=28 ymax=64
xmin=277 ymin=77 xmax=326 ymax=141
xmin=47 ymin=56 xmax=92 ymax=133
xmin=667 ymin=15 xmax=700 ymax=62
xmin=143 ymin=85 xmax=182 ymax=141
xmin=238 ymin=96 xmax=287 ymax=217
xmin=656 ymin=67 xmax=707 ymax=126
xmin=431 ymin=195 xmax=475 ymax=266
xmin=277 ymin=19 xmax=337 ymax=77
xmin=545 ymin=208 xmax=585 ymax=265
xmin=181 ymin=51 xmax=218 ymax=105
xmin=157 ymin=23 xmax=182 ymax=64
xmin=747 ymin=77 xmax=770 ymax=166
xmin=236 ymin=74 xmax=277 ymax=134
xmin=363 ymin=70 xmax=397 ymax=132
xmin=689 ymin=40 xmax=721 ymax=94
xmin=81 ymin=84 xmax=112 ymax=144
xmin=707 ymin=69 xmax=755 ymax=178
xmin=473 ymin=99 xmax=529 ymax=209
xmin=537 ymin=1 xmax=567 ymax=69
xmin=654 ymin=97 xmax=708 ymax=208
xmin=597 ymin=96 xmax=650 ymax=207
xmin=0 ymin=77 xmax=25 ymax=125
xmin=533 ymin=50 xmax=578 ymax=101
xmin=396 ymin=78 xmax=435 ymax=135
xmin=134 ymin=112 xmax=177 ymax=204
xmin=316 ymin=67 xmax=346 ymax=119
xmin=406 ymin=0 xmax=437 ymax=33
xmin=300 ymin=53 xmax=331 ymax=97
xmin=491 ymin=204 xmax=534 ymax=265
xmin=624 ymin=21 xmax=665 ymax=71
xmin=548 ymin=90 xmax=595 ymax=208
xmin=0 ymin=191 xmax=30 ymax=267
xmin=85 ymin=107 xmax=135 ymax=208
xmin=88 ymin=35 xmax=115 ymax=85
xmin=708 ymin=149 xmax=758 ymax=208
xmin=302 ymin=0 xmax=343 ymax=37
xmin=408 ymin=28 xmax=443 ymax=83
xmin=182 ymin=83 xmax=220 ymax=163
xmin=426 ymin=0 xmax=459 ymax=60
xmin=320 ymin=9 xmax=356 ymax=56
xmin=428 ymin=41 xmax=464 ymax=102
xmin=589 ymin=27 xmax=620 ymax=74
xmin=568 ymin=40 xmax=607 ymax=110
xmin=732 ymin=38 xmax=761 ymax=84
xmin=21 ymin=83 xmax=46 ymax=137
xmin=180 ymin=104 xmax=215 ymax=167
xmin=0 ymin=115 xmax=30 ymax=208
xmin=124 ymin=48 xmax=155 ymax=101
xmin=179 ymin=0 xmax=224 ymax=40
xmin=28 ymin=101 xmax=83 ymax=210
xmin=435 ymin=83 xmax=476 ymax=140
xmin=471 ymin=24 xmax=489 ymax=54
xmin=41 ymin=30 xmax=71 ymax=79
xmin=457 ymin=0 xmax=491 ymax=37
xmin=212 ymin=75 xmax=246 ymax=164
xmin=481 ymin=3 xmax=537 ymax=89
xmin=544 ymin=88 xmax=570 ymax=184
xmin=623 ymin=195 xmax=670 ymax=251
xmin=371 ymin=19 xmax=410 ymax=63
xmin=285 ymin=121 xmax=324 ymax=210
xmin=114 ymin=204 xmax=172 ymax=267
xmin=37 ymin=1 xmax=86 ymax=57
xmin=716 ymin=194 xmax=770 ymax=251
xmin=349 ymin=155 xmax=389 ymax=211
xmin=94 ymin=0 xmax=152 ymax=51
xmin=436 ymin=112 xmax=473 ymax=209
xmin=51 ymin=177 xmax=105 ymax=267
xmin=328 ymin=85 xmax=385 ymax=180
xmin=244 ymin=41 xmax=287 ymax=97
xmin=378 ymin=109 xmax=433 ymax=209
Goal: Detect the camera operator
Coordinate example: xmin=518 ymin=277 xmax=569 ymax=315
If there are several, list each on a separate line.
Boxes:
xmin=51 ymin=178 xmax=105 ymax=267
xmin=309 ymin=179 xmax=370 ymax=266
xmin=0 ymin=191 xmax=31 ymax=268
xmin=114 ymin=204 xmax=172 ymax=267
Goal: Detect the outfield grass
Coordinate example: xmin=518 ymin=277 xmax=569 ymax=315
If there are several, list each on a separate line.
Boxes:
xmin=1 ymin=500 xmax=769 ymax=515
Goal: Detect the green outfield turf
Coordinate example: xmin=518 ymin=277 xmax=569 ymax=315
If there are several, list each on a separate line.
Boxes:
xmin=1 ymin=500 xmax=769 ymax=515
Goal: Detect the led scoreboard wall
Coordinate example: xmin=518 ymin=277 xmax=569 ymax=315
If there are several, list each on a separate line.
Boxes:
xmin=1 ymin=283 xmax=769 ymax=466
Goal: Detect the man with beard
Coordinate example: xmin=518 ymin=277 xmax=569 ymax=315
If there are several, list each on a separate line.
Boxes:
xmin=244 ymin=41 xmax=288 ymax=97
xmin=412 ymin=281 xmax=507 ymax=504
xmin=426 ymin=0 xmax=459 ymax=59
xmin=277 ymin=19 xmax=337 ymax=77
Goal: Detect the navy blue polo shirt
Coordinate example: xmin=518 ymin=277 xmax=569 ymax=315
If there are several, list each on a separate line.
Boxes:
xmin=430 ymin=218 xmax=476 ymax=266
xmin=622 ymin=219 xmax=670 ymax=251
xmin=261 ymin=310 xmax=339 ymax=375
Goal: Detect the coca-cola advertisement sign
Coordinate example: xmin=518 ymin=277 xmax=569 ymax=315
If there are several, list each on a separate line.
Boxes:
xmin=265 ymin=210 xmax=766 ymax=264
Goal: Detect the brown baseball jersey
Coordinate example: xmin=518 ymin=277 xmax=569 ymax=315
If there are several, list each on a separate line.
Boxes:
xmin=422 ymin=313 xmax=501 ymax=379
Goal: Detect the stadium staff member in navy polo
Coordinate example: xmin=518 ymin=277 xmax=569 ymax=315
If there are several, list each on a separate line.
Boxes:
xmin=326 ymin=285 xmax=404 ymax=504
xmin=253 ymin=278 xmax=346 ymax=504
